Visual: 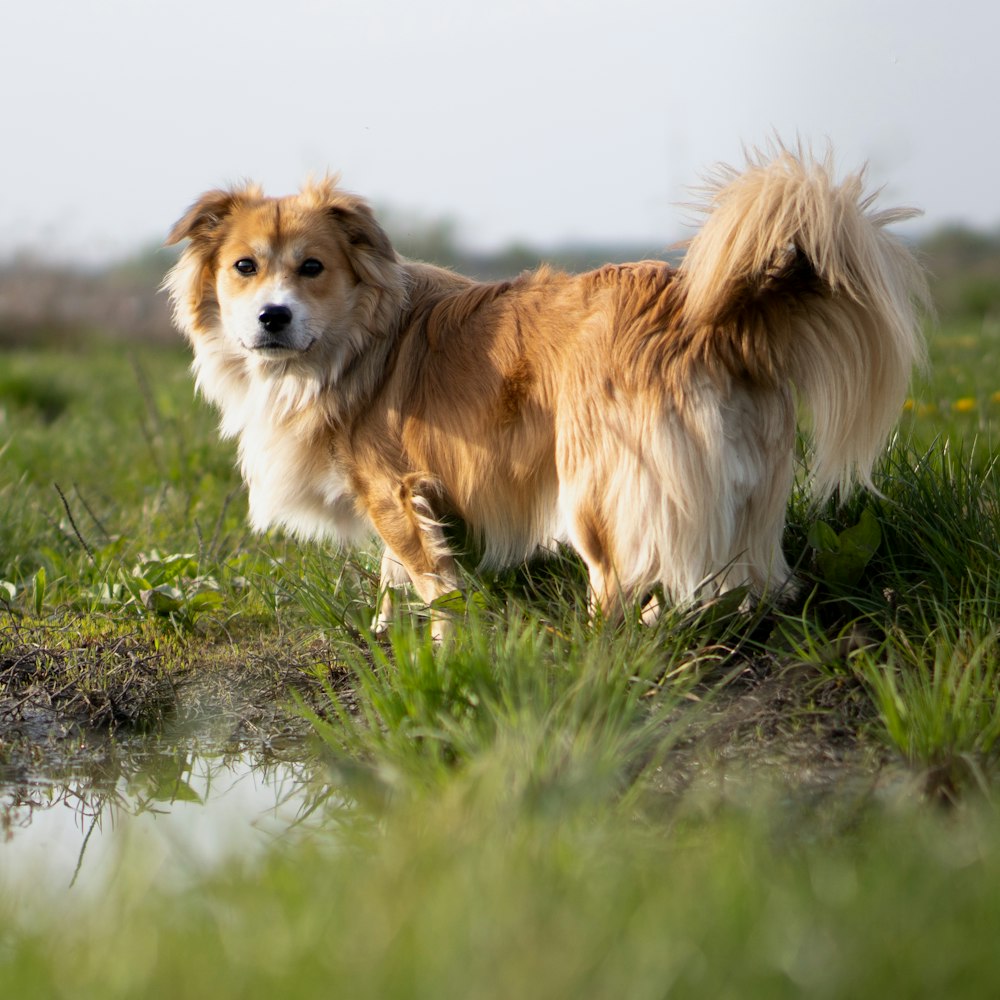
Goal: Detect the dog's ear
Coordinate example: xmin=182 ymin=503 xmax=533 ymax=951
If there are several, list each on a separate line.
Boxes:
xmin=302 ymin=178 xmax=404 ymax=329
xmin=165 ymin=188 xmax=254 ymax=247
xmin=164 ymin=187 xmax=257 ymax=337
xmin=301 ymin=176 xmax=396 ymax=267
xmin=332 ymin=201 xmax=398 ymax=295
xmin=304 ymin=178 xmax=398 ymax=284
xmin=327 ymin=198 xmax=396 ymax=263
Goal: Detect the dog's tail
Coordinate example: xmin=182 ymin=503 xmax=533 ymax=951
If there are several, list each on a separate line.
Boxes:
xmin=677 ymin=145 xmax=930 ymax=497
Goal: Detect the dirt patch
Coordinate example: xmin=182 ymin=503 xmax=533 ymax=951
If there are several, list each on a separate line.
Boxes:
xmin=0 ymin=621 xmax=173 ymax=738
xmin=646 ymin=645 xmax=892 ymax=812
xmin=0 ymin=617 xmax=354 ymax=775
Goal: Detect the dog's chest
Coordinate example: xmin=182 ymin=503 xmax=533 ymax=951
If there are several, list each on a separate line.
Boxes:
xmin=237 ymin=416 xmax=367 ymax=544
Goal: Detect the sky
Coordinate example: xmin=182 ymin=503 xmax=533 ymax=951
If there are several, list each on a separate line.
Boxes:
xmin=2 ymin=0 xmax=998 ymax=264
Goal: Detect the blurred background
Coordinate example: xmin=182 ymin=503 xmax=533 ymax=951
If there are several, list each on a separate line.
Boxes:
xmin=1 ymin=0 xmax=998 ymax=343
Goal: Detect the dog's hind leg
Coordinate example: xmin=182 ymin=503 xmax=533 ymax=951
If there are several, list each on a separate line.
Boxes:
xmin=562 ymin=501 xmax=630 ymax=624
xmin=363 ymin=474 xmax=459 ymax=642
xmin=639 ymin=593 xmax=663 ymax=625
xmin=371 ymin=547 xmax=411 ymax=635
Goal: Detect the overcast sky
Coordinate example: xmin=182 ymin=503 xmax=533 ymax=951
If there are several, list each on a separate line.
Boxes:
xmin=3 ymin=0 xmax=998 ymax=263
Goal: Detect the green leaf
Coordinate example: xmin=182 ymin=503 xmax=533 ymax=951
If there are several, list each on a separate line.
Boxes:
xmin=187 ymin=589 xmax=225 ymax=612
xmin=807 ymin=520 xmax=840 ymax=553
xmin=134 ymin=560 xmax=165 ymax=585
xmin=161 ymin=553 xmax=199 ymax=580
xmin=837 ymin=508 xmax=882 ymax=563
xmin=141 ymin=585 xmax=184 ymax=615
xmin=813 ymin=509 xmax=882 ymax=588
xmin=32 ymin=566 xmax=46 ymax=616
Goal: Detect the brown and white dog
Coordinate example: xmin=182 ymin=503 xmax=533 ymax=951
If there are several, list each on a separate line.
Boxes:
xmin=165 ymin=147 xmax=928 ymax=639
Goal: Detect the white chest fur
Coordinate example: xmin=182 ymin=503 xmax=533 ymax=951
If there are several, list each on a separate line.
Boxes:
xmin=202 ymin=357 xmax=370 ymax=545
xmin=238 ymin=418 xmax=368 ymax=544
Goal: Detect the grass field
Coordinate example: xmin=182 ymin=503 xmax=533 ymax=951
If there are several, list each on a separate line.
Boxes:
xmin=2 ymin=303 xmax=1000 ymax=996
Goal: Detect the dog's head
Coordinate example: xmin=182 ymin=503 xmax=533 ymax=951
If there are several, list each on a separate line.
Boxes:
xmin=165 ymin=177 xmax=402 ymax=375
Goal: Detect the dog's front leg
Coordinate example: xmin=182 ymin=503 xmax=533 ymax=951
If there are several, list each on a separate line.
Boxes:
xmin=363 ymin=475 xmax=459 ymax=643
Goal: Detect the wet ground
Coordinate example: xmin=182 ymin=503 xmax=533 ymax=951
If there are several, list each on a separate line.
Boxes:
xmin=1 ymin=733 xmax=324 ymax=896
xmin=0 ymin=615 xmax=909 ymax=897
xmin=0 ymin=619 xmax=348 ymax=894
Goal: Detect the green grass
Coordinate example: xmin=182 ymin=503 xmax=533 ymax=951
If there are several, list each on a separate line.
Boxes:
xmin=900 ymin=315 xmax=1000 ymax=444
xmin=6 ymin=762 xmax=1000 ymax=998
xmin=3 ymin=320 xmax=1000 ymax=995
xmin=0 ymin=340 xmax=302 ymax=630
xmin=855 ymin=597 xmax=1000 ymax=797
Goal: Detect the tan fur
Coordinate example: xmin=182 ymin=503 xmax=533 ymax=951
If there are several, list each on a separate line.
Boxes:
xmin=165 ymin=148 xmax=929 ymax=638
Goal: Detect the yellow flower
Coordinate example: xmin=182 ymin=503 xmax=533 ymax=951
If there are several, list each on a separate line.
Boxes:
xmin=953 ymin=397 xmax=977 ymax=413
xmin=902 ymin=398 xmax=915 ymax=411
xmin=992 ymin=390 xmax=1000 ymax=404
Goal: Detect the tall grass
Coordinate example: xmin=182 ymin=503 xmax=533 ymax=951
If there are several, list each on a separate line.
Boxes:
xmin=875 ymin=438 xmax=1000 ymax=603
xmin=308 ymin=611 xmax=703 ymax=797
xmin=855 ymin=595 xmax=1000 ymax=796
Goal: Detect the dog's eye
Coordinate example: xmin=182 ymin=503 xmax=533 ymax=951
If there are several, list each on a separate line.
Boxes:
xmin=234 ymin=258 xmax=257 ymax=276
xmin=298 ymin=258 xmax=324 ymax=278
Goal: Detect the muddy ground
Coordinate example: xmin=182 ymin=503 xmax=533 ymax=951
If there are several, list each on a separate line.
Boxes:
xmin=0 ymin=614 xmax=893 ymax=805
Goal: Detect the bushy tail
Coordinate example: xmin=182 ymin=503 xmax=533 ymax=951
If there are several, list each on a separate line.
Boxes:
xmin=678 ymin=144 xmax=930 ymax=497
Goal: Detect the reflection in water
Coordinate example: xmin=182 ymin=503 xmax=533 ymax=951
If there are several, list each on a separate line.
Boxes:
xmin=0 ymin=739 xmax=323 ymax=895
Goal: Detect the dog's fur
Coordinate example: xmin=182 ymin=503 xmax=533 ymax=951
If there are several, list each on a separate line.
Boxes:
xmin=165 ymin=147 xmax=928 ymax=638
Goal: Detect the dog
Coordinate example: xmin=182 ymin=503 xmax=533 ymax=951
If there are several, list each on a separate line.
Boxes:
xmin=165 ymin=146 xmax=928 ymax=640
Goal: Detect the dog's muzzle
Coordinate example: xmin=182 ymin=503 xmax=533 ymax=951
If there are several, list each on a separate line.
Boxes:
xmin=259 ymin=304 xmax=293 ymax=334
xmin=247 ymin=303 xmax=313 ymax=353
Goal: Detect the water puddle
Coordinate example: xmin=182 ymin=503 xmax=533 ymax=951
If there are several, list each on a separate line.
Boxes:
xmin=0 ymin=737 xmax=322 ymax=898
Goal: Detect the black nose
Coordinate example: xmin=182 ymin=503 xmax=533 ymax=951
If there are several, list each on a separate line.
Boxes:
xmin=258 ymin=304 xmax=293 ymax=334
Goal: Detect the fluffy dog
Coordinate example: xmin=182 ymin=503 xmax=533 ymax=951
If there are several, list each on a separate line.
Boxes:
xmin=165 ymin=147 xmax=928 ymax=639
